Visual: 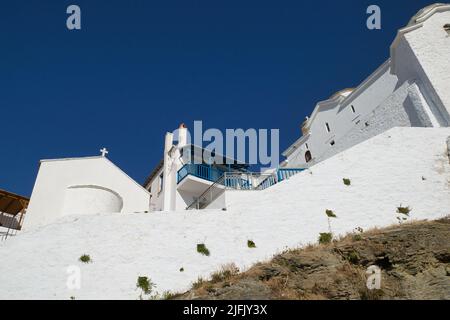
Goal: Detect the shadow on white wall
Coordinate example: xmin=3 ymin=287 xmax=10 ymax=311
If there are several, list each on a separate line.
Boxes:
xmin=62 ymin=185 xmax=124 ymax=216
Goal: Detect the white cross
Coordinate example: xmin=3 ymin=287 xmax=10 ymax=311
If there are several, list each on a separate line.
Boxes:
xmin=100 ymin=147 xmax=109 ymax=157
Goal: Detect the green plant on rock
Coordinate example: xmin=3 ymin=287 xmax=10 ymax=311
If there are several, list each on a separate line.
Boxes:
xmin=347 ymin=251 xmax=360 ymax=264
xmin=325 ymin=209 xmax=337 ymax=236
xmin=247 ymin=240 xmax=256 ymax=248
xmin=318 ymin=232 xmax=333 ymax=245
xmin=162 ymin=291 xmax=178 ymax=300
xmin=210 ymin=263 xmax=239 ymax=283
xmin=396 ymin=205 xmax=412 ymax=224
xmin=79 ymin=254 xmax=91 ymax=263
xmin=197 ymin=243 xmax=210 ymax=256
xmin=326 ymin=210 xmax=337 ymax=218
xmin=352 ymin=227 xmax=364 ymax=241
xmin=192 ymin=277 xmax=205 ymax=289
xmin=136 ymin=276 xmax=155 ymax=296
xmin=343 ymin=178 xmax=351 ymax=186
xmin=397 ymin=206 xmax=411 ymax=215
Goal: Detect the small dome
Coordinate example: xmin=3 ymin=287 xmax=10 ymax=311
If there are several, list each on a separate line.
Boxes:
xmin=329 ymin=88 xmax=354 ymax=100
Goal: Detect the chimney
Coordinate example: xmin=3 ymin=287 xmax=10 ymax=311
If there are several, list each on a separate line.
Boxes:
xmin=177 ymin=123 xmax=188 ymax=147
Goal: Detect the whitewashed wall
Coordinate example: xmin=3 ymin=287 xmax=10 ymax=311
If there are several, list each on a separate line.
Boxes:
xmin=1 ymin=128 xmax=449 ymax=299
xmin=24 ymin=157 xmax=150 ymax=230
xmin=148 ymin=166 xmax=164 ymax=211
xmin=285 ymin=63 xmax=399 ymax=167
xmin=393 ymin=10 xmax=450 ymax=125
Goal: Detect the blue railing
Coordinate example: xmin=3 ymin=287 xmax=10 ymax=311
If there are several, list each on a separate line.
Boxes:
xmin=178 ymin=165 xmax=306 ymax=191
xmin=224 ymin=176 xmax=253 ymax=190
xmin=277 ymin=168 xmax=306 ymax=182
xmin=177 ymin=164 xmax=226 ymax=184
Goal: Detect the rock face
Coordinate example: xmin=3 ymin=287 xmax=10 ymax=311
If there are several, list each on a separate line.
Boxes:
xmin=177 ymin=218 xmax=450 ymax=300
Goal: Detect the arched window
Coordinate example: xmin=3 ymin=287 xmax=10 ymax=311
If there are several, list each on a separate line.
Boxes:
xmin=305 ymin=151 xmax=312 ymax=163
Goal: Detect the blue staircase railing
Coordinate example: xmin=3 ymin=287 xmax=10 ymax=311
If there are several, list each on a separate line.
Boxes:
xmin=178 ymin=165 xmax=306 ymax=191
xmin=277 ymin=168 xmax=306 ymax=182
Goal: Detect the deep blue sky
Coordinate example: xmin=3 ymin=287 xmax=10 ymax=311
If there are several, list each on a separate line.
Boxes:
xmin=0 ymin=0 xmax=434 ymax=196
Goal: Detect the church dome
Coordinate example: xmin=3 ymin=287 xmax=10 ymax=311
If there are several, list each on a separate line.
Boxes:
xmin=329 ymin=88 xmax=354 ymax=100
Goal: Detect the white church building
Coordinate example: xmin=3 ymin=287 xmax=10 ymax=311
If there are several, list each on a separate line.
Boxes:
xmin=19 ymin=3 xmax=450 ymax=231
xmin=24 ymin=154 xmax=151 ymax=230
xmin=282 ymin=3 xmax=450 ymax=168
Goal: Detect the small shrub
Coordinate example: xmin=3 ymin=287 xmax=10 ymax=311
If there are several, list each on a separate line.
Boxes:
xmin=343 ymin=178 xmax=351 ymax=186
xmin=210 ymin=264 xmax=239 ymax=283
xmin=197 ymin=243 xmax=210 ymax=256
xmin=354 ymin=227 xmax=364 ymax=233
xmin=192 ymin=277 xmax=205 ymax=289
xmin=397 ymin=206 xmax=411 ymax=216
xmin=136 ymin=276 xmax=154 ymax=295
xmin=162 ymin=291 xmax=177 ymax=300
xmin=325 ymin=210 xmax=337 ymax=218
xmin=352 ymin=227 xmax=364 ymax=241
xmin=360 ymin=288 xmax=384 ymax=300
xmin=347 ymin=251 xmax=360 ymax=264
xmin=318 ymin=232 xmax=333 ymax=244
xmin=179 ymin=267 xmax=184 ymax=272
xmin=79 ymin=254 xmax=91 ymax=263
xmin=247 ymin=240 xmax=256 ymax=248
xmin=70 ymin=296 xmax=75 ymax=300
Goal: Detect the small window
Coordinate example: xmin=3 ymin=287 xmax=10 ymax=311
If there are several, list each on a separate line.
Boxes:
xmin=325 ymin=123 xmax=331 ymax=133
xmin=305 ymin=151 xmax=312 ymax=163
xmin=351 ymin=105 xmax=356 ymax=113
xmin=158 ymin=173 xmax=164 ymax=193
xmin=305 ymin=143 xmax=309 ymax=150
xmin=330 ymin=140 xmax=335 ymax=146
xmin=444 ymin=24 xmax=450 ymax=34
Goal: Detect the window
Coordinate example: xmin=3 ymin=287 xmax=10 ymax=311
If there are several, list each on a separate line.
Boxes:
xmin=305 ymin=143 xmax=309 ymax=150
xmin=305 ymin=151 xmax=312 ymax=163
xmin=351 ymin=105 xmax=356 ymax=113
xmin=158 ymin=173 xmax=164 ymax=193
xmin=330 ymin=140 xmax=335 ymax=146
xmin=444 ymin=24 xmax=450 ymax=34
xmin=325 ymin=123 xmax=331 ymax=133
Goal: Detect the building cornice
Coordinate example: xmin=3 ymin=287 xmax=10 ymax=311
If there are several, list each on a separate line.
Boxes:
xmin=390 ymin=4 xmax=450 ymax=73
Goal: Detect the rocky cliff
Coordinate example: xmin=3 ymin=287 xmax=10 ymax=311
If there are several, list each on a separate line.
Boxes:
xmin=178 ymin=218 xmax=450 ymax=300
